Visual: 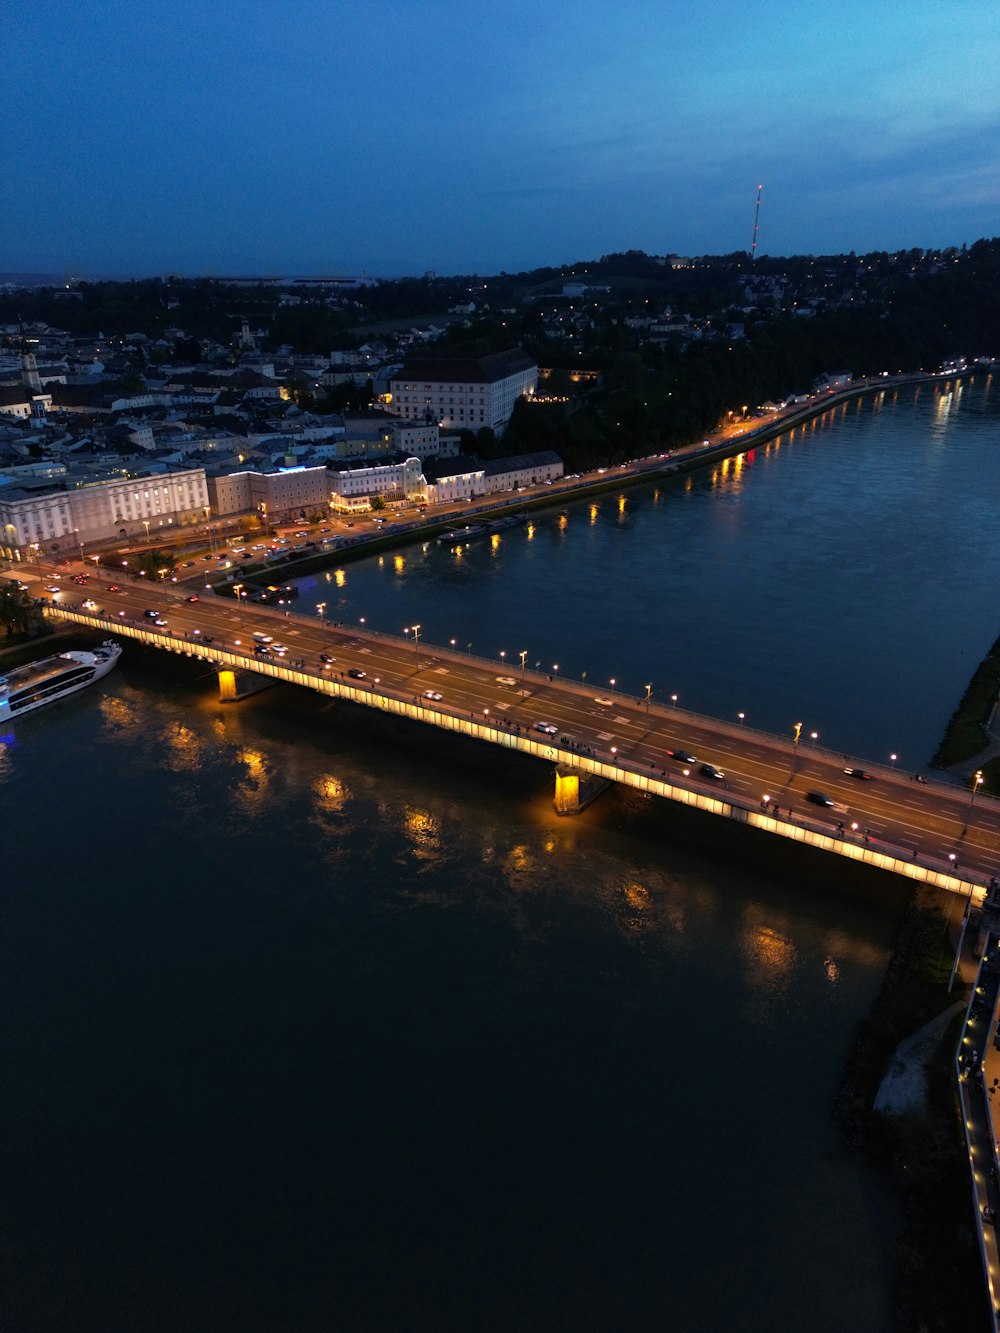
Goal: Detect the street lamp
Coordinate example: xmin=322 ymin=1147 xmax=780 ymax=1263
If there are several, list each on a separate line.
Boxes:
xmin=499 ymin=650 xmax=506 ymax=667
xmin=970 ymin=770 xmax=984 ymax=813
xmin=738 ymin=711 xmax=745 ymax=726
xmin=793 ymin=722 xmax=802 ymax=746
xmin=316 ymin=601 xmax=326 ymax=623
xmin=645 ymin=683 xmax=652 ymax=714
xmin=143 ymin=520 xmax=150 ymax=547
xmin=890 ymin=753 xmax=897 ymax=768
xmin=405 ymin=623 xmax=421 ymax=654
xmin=519 ymin=650 xmax=527 ymax=686
xmin=671 ymin=694 xmax=678 ymax=707
xmin=810 ymin=730 xmax=819 ymax=747
xmin=610 ymin=677 xmax=616 ymax=696
xmin=360 ymin=616 xmax=366 ymax=631
xmin=232 ymin=582 xmax=245 ymax=624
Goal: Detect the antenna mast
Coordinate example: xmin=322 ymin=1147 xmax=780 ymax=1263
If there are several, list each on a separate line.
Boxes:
xmin=750 ymin=184 xmax=763 ymax=262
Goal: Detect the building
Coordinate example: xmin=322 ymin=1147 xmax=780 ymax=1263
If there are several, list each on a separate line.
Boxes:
xmin=328 ymin=457 xmax=425 ymax=513
xmin=421 ymin=455 xmax=485 ymax=505
xmin=388 ymin=349 xmax=537 ymax=433
xmin=206 ymin=464 xmax=331 ymax=522
xmin=482 ymin=450 xmax=564 ymax=494
xmin=0 ymin=463 xmax=209 ymax=555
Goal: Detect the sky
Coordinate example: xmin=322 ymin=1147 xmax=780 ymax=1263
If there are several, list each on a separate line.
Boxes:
xmin=3 ymin=0 xmax=999 ymax=278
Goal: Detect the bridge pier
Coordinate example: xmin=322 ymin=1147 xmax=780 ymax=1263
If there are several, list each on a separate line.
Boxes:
xmin=554 ymin=764 xmax=610 ymax=815
xmin=218 ymin=667 xmax=275 ymax=701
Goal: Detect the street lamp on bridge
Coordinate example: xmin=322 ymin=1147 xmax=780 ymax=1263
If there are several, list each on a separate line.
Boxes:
xmin=519 ymin=650 xmax=527 ymax=687
xmin=405 ymin=623 xmax=421 ymax=654
xmin=645 ymin=683 xmax=652 ymax=714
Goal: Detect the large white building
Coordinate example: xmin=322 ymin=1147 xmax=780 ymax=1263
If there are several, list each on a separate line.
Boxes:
xmin=0 ymin=464 xmax=210 ymax=555
xmin=388 ymin=349 xmax=537 ymax=433
xmin=328 ymin=457 xmax=425 ymax=513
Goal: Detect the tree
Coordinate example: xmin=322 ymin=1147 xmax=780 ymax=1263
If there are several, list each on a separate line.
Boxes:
xmin=0 ymin=580 xmax=37 ymax=637
xmin=129 ymin=548 xmax=177 ymax=582
xmin=369 ymin=495 xmax=386 ymax=511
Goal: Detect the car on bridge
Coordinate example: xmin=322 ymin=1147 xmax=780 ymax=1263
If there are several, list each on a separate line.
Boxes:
xmin=348 ymin=668 xmax=367 ymax=680
xmin=533 ymin=721 xmax=558 ymax=736
xmin=594 ymin=696 xmax=614 ymax=707
xmin=700 ymin=763 xmax=725 ymax=781
xmin=82 ymin=599 xmax=98 ymax=611
xmin=144 ymin=609 xmax=160 ymax=619
xmin=423 ymin=690 xmax=443 ymax=701
xmin=843 ymin=767 xmax=873 ymax=781
xmin=496 ymin=676 xmax=517 ymax=686
xmin=806 ymin=791 xmax=836 ymax=808
xmin=270 ymin=643 xmax=288 ymax=655
xmin=319 ymin=653 xmax=335 ymax=664
xmin=667 ymin=749 xmax=697 ymax=764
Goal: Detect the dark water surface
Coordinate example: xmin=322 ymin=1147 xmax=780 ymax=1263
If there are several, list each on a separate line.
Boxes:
xmin=5 ymin=376 xmax=998 ymax=1331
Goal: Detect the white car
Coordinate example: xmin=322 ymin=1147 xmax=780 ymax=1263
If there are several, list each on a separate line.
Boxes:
xmin=252 ymin=632 xmax=273 ymax=644
xmin=82 ymin=598 xmax=98 ymax=611
xmin=495 ymin=675 xmax=517 ymax=686
xmin=594 ymin=696 xmax=614 ymax=707
xmin=423 ymin=689 xmax=443 ymax=701
xmin=270 ymin=643 xmax=288 ymax=655
xmin=533 ymin=721 xmax=558 ymax=736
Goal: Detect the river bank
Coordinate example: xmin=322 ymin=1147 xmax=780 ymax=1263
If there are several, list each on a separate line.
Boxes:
xmin=836 ymin=888 xmax=988 ymax=1331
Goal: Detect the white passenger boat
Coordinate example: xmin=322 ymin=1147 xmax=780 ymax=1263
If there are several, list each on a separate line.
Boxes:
xmin=0 ymin=640 xmax=122 ymax=719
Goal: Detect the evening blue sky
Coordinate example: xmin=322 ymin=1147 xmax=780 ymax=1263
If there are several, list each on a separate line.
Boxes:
xmin=3 ymin=0 xmax=998 ymax=278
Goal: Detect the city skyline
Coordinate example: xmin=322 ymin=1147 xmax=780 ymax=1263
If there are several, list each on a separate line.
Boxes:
xmin=3 ymin=0 xmax=999 ymax=278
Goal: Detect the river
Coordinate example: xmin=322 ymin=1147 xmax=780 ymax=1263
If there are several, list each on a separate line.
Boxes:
xmin=3 ymin=373 xmax=997 ymax=1331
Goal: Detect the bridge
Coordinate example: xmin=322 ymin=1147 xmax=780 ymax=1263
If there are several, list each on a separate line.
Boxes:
xmin=39 ymin=576 xmax=1000 ymax=908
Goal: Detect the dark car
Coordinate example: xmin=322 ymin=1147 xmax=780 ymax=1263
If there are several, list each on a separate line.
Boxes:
xmin=319 ymin=653 xmax=335 ymax=664
xmin=185 ymin=594 xmax=200 ymax=603
xmin=348 ymin=667 xmax=366 ymax=680
xmin=806 ymin=791 xmax=836 ymax=807
xmin=667 ymin=749 xmax=697 ymax=764
xmin=843 ymin=767 xmax=873 ymax=781
xmin=143 ymin=609 xmax=160 ymax=619
xmin=700 ymin=763 xmax=725 ymax=781
xmin=254 ymin=644 xmax=271 ymax=656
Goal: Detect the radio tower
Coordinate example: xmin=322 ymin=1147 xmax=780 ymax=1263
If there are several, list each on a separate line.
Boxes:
xmin=750 ymin=184 xmax=763 ymax=263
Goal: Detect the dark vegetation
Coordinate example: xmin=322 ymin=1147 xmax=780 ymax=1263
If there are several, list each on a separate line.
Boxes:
xmin=931 ymin=632 xmax=1000 ymax=789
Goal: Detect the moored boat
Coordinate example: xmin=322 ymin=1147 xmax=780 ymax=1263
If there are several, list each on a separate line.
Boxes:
xmin=0 ymin=640 xmax=122 ymax=719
